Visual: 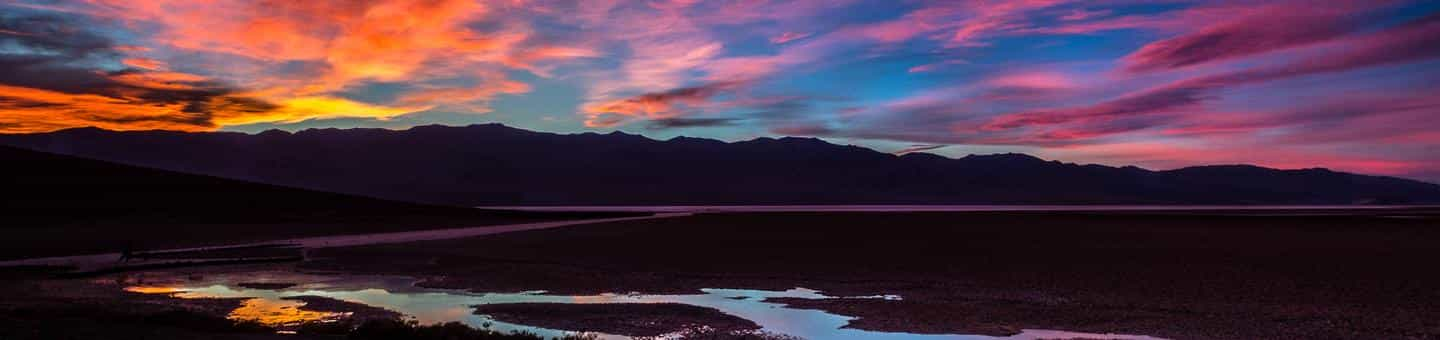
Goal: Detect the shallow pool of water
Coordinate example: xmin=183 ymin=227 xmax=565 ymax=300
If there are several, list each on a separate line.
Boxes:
xmin=123 ymin=270 xmax=1165 ymax=340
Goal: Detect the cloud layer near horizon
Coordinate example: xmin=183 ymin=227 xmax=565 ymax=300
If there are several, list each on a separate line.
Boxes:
xmin=1 ymin=0 xmax=1438 ymax=182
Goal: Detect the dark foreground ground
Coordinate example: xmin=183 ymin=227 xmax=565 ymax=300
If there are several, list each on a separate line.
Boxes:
xmin=305 ymin=208 xmax=1440 ymax=340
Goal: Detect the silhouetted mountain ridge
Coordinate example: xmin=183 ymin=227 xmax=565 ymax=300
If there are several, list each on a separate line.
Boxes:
xmin=3 ymin=124 xmax=1437 ymax=205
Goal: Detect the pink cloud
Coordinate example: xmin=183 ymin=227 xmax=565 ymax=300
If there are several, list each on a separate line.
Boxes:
xmin=791 ymin=10 xmax=1440 ymax=180
xmin=575 ymin=0 xmax=1197 ymax=128
xmin=837 ymin=1 xmax=1063 ymax=47
xmin=1122 ymin=2 xmax=1383 ymax=73
xmin=770 ymin=32 xmax=812 ymax=44
xmin=985 ymin=71 xmax=1078 ymax=90
xmin=984 ymin=11 xmax=1440 ymax=133
xmin=1013 ymin=14 xmax=1175 ymax=35
xmin=1060 ymin=9 xmax=1110 ymax=21
xmin=982 ymin=85 xmax=1205 ymax=131
xmin=907 ymin=59 xmax=970 ymax=73
xmin=568 ymin=0 xmax=859 ymax=128
xmin=837 ymin=0 xmax=1176 ymax=51
xmin=847 ymin=18 xmax=931 ymax=43
xmin=568 ymin=1 xmax=753 ymax=123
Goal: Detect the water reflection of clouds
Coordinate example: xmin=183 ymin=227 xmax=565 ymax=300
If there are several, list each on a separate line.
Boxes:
xmin=229 ymin=298 xmax=343 ymax=326
xmin=123 ymin=286 xmax=185 ymax=294
xmin=124 ymin=273 xmax=1167 ymax=340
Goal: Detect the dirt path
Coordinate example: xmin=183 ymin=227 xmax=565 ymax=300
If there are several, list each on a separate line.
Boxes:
xmin=0 ymin=213 xmax=689 ymax=272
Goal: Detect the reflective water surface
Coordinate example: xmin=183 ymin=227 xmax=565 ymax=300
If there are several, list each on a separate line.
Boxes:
xmin=123 ymin=270 xmax=1167 ymax=340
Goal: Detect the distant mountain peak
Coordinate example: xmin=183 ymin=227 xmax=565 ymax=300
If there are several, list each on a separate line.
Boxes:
xmin=54 ymin=126 xmax=110 ymax=134
xmin=667 ymin=136 xmax=724 ymax=144
xmin=257 ymin=129 xmax=292 ymax=137
xmin=897 ymin=152 xmax=949 ymax=161
xmin=738 ymin=136 xmax=836 ymax=146
xmin=960 ymin=153 xmax=1046 ymax=163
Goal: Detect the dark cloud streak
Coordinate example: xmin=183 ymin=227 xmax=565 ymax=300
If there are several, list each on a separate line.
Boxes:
xmin=646 ymin=117 xmax=741 ymax=129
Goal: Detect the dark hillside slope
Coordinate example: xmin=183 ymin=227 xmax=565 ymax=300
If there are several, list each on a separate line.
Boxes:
xmin=0 ymin=145 xmax=620 ymax=259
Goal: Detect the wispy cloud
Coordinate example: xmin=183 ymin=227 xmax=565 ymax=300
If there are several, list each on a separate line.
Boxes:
xmin=1122 ymin=2 xmax=1379 ymax=73
xmin=770 ymin=32 xmax=812 ymax=44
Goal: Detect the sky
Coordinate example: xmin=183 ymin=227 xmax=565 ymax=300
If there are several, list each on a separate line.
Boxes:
xmin=1 ymin=0 xmax=1438 ymax=182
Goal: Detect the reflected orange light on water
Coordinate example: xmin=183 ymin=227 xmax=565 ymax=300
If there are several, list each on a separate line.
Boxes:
xmin=229 ymin=298 xmax=345 ymax=326
xmin=125 ymin=285 xmax=344 ymax=326
xmin=124 ymin=286 xmax=186 ymax=294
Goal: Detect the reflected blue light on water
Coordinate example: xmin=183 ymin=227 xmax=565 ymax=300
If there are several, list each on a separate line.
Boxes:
xmin=128 ymin=271 xmax=1167 ymax=340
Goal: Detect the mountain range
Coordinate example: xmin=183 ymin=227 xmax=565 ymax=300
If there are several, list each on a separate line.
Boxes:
xmin=3 ymin=124 xmax=1438 ymax=205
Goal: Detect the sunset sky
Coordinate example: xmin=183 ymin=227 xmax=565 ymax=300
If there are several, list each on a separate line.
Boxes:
xmin=2 ymin=0 xmax=1438 ymax=181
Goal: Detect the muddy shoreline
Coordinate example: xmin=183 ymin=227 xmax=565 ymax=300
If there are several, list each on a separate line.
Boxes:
xmin=304 ymin=209 xmax=1440 ymax=340
xmin=283 ymin=295 xmax=403 ymax=324
xmin=473 ymin=302 xmax=759 ymax=337
xmin=0 ymin=272 xmax=285 ymax=339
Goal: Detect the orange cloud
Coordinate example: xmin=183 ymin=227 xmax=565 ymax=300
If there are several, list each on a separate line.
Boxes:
xmin=3 ymin=0 xmax=594 ymax=132
xmin=108 ymin=71 xmax=210 ymax=91
xmin=0 ymin=84 xmax=217 ymax=133
xmin=121 ymin=58 xmax=165 ymax=70
xmin=0 ymin=76 xmax=429 ymax=133
xmin=91 ymin=0 xmax=581 ymax=91
xmin=222 ymin=96 xmax=430 ymax=126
